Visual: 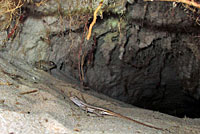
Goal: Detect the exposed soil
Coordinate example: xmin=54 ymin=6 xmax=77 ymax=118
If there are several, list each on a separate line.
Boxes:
xmin=1 ymin=0 xmax=200 ymax=122
xmin=48 ymin=2 xmax=200 ymax=118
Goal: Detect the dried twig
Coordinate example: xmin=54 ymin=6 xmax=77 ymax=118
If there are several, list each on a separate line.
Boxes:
xmin=0 ymin=81 xmax=12 ymax=86
xmin=69 ymin=95 xmax=164 ymax=131
xmin=20 ymin=90 xmax=38 ymax=95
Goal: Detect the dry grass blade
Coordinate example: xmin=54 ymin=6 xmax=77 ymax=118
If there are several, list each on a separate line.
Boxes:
xmin=0 ymin=0 xmax=25 ymax=30
xmin=0 ymin=0 xmax=47 ymax=30
xmin=0 ymin=0 xmax=23 ymax=15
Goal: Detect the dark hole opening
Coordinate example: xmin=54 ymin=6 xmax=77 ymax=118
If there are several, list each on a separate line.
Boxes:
xmin=51 ymin=35 xmax=200 ymax=119
xmin=47 ymin=2 xmax=200 ymax=119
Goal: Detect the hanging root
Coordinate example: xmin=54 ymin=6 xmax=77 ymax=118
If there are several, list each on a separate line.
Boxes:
xmin=0 ymin=0 xmax=47 ymax=30
xmin=144 ymin=0 xmax=200 ymax=9
xmin=86 ymin=1 xmax=103 ymax=40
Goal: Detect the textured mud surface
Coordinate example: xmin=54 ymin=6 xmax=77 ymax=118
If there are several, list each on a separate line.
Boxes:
xmin=0 ymin=54 xmax=199 ymax=133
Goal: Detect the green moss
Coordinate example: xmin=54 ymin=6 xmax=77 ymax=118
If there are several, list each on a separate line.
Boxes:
xmin=107 ymin=19 xmax=118 ymax=29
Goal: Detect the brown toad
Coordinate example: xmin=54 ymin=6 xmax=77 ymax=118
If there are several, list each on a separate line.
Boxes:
xmin=35 ymin=60 xmax=57 ymax=73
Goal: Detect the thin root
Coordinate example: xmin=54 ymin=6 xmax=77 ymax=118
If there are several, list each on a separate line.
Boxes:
xmin=86 ymin=1 xmax=103 ymax=40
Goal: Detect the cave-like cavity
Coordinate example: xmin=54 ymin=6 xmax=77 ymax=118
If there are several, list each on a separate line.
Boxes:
xmin=2 ymin=1 xmax=200 ymax=118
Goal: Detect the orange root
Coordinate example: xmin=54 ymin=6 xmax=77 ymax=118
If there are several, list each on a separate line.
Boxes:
xmin=86 ymin=1 xmax=103 ymax=40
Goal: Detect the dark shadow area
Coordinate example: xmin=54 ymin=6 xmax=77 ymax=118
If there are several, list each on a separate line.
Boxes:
xmin=48 ymin=1 xmax=200 ymax=119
